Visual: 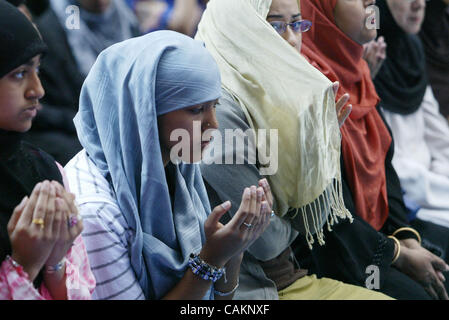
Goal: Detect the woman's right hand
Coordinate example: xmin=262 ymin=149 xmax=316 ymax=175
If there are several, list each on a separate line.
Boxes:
xmin=200 ymin=180 xmax=272 ymax=268
xmin=7 ymin=181 xmax=60 ymax=281
xmin=332 ymin=82 xmax=352 ymax=127
xmin=394 ymin=239 xmax=449 ymax=300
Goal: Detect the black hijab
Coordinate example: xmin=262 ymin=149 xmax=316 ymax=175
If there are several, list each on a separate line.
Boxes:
xmin=374 ymin=0 xmax=428 ymax=115
xmin=420 ymin=0 xmax=449 ymax=118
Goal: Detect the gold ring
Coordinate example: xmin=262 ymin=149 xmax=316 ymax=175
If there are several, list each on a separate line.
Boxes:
xmin=32 ymin=218 xmax=44 ymax=229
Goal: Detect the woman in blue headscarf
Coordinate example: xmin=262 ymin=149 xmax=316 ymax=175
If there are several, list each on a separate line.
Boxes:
xmin=64 ymin=30 xmax=272 ymax=300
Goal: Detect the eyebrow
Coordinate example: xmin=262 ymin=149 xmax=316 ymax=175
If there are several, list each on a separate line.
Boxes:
xmin=267 ymin=13 xmax=301 ymax=19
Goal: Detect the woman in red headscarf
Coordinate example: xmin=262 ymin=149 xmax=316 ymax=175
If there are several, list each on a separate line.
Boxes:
xmin=296 ymin=0 xmax=449 ymax=300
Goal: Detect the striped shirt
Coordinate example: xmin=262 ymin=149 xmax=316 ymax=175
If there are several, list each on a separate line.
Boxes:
xmin=65 ymin=150 xmax=144 ymax=300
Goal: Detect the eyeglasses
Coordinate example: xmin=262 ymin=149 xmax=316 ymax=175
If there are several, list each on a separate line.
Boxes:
xmin=269 ymin=20 xmax=312 ymax=35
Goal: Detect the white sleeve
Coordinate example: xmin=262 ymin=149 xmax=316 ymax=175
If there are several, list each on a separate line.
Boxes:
xmin=423 ymin=86 xmax=449 ymax=178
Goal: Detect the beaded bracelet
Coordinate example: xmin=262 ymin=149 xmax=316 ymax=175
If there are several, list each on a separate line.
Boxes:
xmin=6 ymin=255 xmax=22 ymax=271
xmin=188 ymin=253 xmax=226 ymax=283
xmin=45 ymin=258 xmax=66 ymax=274
xmin=214 ymin=278 xmax=239 ymax=297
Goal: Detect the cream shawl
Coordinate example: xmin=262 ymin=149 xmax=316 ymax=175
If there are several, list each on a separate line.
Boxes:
xmin=196 ymin=0 xmax=352 ymax=248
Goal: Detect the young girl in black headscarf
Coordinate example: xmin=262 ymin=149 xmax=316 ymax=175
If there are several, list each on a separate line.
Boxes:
xmin=0 ymin=2 xmax=94 ymax=299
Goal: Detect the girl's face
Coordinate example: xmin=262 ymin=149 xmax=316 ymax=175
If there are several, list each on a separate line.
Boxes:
xmin=0 ymin=55 xmax=44 ymax=133
xmin=386 ymin=0 xmax=426 ymax=35
xmin=158 ymin=99 xmax=219 ymax=165
xmin=267 ymin=0 xmax=303 ymax=52
xmin=334 ymin=0 xmax=378 ymax=45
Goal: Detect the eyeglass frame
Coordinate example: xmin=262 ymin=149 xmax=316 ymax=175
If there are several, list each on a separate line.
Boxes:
xmin=269 ymin=19 xmax=312 ymax=35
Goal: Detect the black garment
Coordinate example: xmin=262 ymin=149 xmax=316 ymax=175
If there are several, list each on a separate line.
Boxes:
xmin=294 ymin=107 xmax=449 ymax=299
xmin=0 ymin=130 xmax=63 ymax=287
xmin=293 ymin=108 xmax=433 ymax=300
xmin=6 ymin=0 xmax=26 ymax=7
xmin=0 ymin=1 xmax=47 ymax=78
xmin=373 ymin=0 xmax=428 ymax=115
xmin=25 ymin=0 xmax=49 ymax=17
xmin=420 ymin=0 xmax=449 ymax=118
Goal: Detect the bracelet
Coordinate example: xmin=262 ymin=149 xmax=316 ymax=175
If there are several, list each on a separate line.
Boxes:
xmin=388 ymin=236 xmax=401 ymax=264
xmin=392 ymin=227 xmax=422 ymax=245
xmin=6 ymin=255 xmax=22 ymax=271
xmin=45 ymin=258 xmax=66 ymax=274
xmin=214 ymin=278 xmax=239 ymax=297
xmin=188 ymin=253 xmax=226 ymax=283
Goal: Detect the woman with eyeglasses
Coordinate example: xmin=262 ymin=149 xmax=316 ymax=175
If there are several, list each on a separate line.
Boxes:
xmin=196 ymin=0 xmax=391 ymax=300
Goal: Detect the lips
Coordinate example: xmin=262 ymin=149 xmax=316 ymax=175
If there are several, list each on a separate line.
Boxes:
xmin=23 ymin=106 xmax=38 ymax=118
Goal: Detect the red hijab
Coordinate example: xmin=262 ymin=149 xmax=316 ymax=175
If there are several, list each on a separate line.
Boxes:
xmin=301 ymin=0 xmax=392 ymax=230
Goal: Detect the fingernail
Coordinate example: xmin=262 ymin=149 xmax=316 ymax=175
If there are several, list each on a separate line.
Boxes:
xmin=18 ymin=196 xmax=27 ymax=209
xmin=221 ymin=201 xmax=231 ymax=210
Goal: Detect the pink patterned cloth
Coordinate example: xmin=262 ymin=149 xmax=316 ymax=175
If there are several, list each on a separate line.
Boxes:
xmin=0 ymin=236 xmax=95 ymax=300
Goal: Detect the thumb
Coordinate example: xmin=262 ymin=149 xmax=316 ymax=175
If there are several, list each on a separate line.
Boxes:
xmin=332 ymin=81 xmax=339 ymax=96
xmin=207 ymin=201 xmax=231 ymax=226
xmin=7 ymin=196 xmax=28 ymax=233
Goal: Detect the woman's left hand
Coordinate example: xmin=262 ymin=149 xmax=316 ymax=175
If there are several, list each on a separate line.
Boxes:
xmin=363 ymin=36 xmax=387 ymax=79
xmin=395 ymin=238 xmax=449 ymax=300
xmin=332 ymin=82 xmax=352 ymax=127
xmin=44 ymin=181 xmax=83 ymax=267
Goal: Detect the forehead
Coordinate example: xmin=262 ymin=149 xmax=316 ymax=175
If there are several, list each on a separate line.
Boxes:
xmin=268 ymin=0 xmax=300 ymax=15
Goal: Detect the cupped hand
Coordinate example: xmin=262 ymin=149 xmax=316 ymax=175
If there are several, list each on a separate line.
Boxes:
xmin=332 ymin=82 xmax=352 ymax=127
xmin=44 ymin=181 xmax=83 ymax=267
xmin=363 ymin=36 xmax=387 ymax=79
xmin=8 ymin=181 xmax=59 ymax=281
xmin=200 ymin=184 xmax=272 ymax=268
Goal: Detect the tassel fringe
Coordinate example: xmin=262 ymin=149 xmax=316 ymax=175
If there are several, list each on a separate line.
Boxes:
xmin=291 ymin=179 xmax=353 ymax=250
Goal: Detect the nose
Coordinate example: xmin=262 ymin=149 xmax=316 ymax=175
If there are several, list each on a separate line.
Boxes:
xmin=283 ymin=27 xmax=301 ymax=49
xmin=25 ymin=70 xmax=45 ymax=101
xmin=203 ymin=107 xmax=219 ymax=131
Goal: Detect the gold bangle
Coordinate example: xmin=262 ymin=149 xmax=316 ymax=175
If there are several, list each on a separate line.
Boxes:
xmin=388 ymin=236 xmax=401 ymax=264
xmin=392 ymin=227 xmax=422 ymax=245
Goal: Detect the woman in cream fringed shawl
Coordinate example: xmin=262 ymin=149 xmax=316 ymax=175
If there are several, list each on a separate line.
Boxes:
xmin=197 ymin=0 xmax=392 ymax=299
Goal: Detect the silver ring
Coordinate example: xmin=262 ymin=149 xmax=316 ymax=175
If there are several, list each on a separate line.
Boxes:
xmin=271 ymin=211 xmax=275 ymax=217
xmin=243 ymin=222 xmax=253 ymax=229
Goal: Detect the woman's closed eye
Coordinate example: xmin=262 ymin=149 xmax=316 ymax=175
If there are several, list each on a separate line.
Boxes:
xmin=189 ymin=106 xmax=205 ymax=115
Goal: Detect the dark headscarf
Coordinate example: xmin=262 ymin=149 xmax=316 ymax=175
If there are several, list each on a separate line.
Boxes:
xmin=301 ymin=0 xmax=392 ymax=231
xmin=0 ymin=1 xmax=47 ymax=78
xmin=420 ymin=0 xmax=449 ymax=117
xmin=374 ymin=0 xmax=428 ymax=115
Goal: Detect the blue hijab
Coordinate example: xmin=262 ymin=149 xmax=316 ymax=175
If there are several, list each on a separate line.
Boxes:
xmin=74 ymin=31 xmax=221 ymax=299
